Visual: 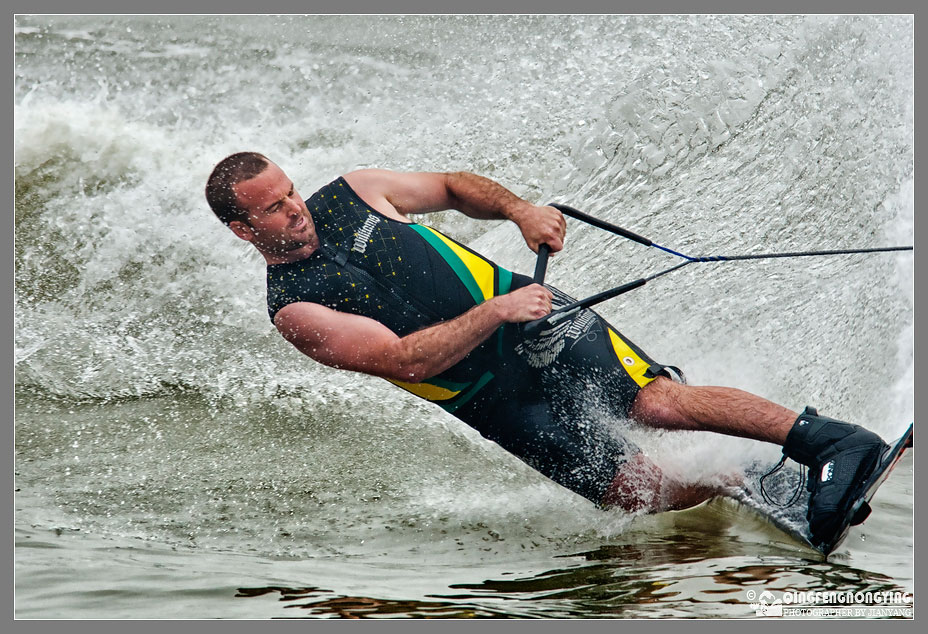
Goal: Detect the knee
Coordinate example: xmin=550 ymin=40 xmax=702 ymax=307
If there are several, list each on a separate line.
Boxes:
xmin=630 ymin=376 xmax=684 ymax=424
xmin=601 ymin=454 xmax=663 ymax=513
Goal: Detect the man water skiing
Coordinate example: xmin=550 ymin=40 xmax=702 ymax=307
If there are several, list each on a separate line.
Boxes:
xmin=205 ymin=152 xmax=889 ymax=550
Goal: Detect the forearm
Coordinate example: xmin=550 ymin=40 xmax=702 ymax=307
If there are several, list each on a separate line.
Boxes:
xmin=384 ymin=299 xmax=507 ymax=382
xmin=277 ymin=286 xmax=552 ymax=381
xmin=345 ymin=168 xmax=563 ymax=253
xmin=443 ymin=172 xmax=535 ymax=223
xmin=443 ymin=172 xmax=565 ymax=253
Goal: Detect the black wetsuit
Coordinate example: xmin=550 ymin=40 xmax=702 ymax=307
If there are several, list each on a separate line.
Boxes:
xmin=267 ymin=177 xmax=672 ymax=504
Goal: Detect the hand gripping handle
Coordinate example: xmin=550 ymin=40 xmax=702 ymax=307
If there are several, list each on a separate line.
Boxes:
xmin=533 ymin=243 xmax=551 ymax=284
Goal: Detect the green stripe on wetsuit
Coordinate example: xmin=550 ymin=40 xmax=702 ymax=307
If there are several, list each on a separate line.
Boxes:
xmin=405 ymin=223 xmax=515 ymax=408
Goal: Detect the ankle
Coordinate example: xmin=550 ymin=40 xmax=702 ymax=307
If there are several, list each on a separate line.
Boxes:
xmin=782 ymin=406 xmax=883 ymax=467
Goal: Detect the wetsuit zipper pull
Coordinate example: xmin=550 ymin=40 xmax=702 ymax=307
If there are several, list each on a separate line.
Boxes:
xmin=320 ymin=242 xmax=349 ymax=267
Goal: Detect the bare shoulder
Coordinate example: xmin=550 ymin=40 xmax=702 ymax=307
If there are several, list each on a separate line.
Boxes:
xmin=343 ymin=169 xmax=452 ymax=217
xmin=342 ymin=168 xmax=398 ymax=188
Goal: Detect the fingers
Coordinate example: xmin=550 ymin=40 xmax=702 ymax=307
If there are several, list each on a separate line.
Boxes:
xmin=539 ymin=205 xmax=566 ymax=252
xmin=522 ymin=284 xmax=553 ymax=319
xmin=531 ymin=284 xmax=553 ymax=316
xmin=520 ymin=205 xmax=566 ymax=253
xmin=498 ymin=284 xmax=554 ymax=322
xmin=535 ymin=235 xmax=563 ymax=254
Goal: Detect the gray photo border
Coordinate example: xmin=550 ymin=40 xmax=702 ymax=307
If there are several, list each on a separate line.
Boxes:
xmin=7 ymin=1 xmax=920 ymax=633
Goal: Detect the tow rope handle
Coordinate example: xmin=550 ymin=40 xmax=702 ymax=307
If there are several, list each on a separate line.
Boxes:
xmin=523 ymin=202 xmax=653 ymax=337
xmin=529 ymin=202 xmax=651 ymax=286
xmin=520 ymin=202 xmax=912 ymax=338
xmin=533 ymin=244 xmax=550 ymax=284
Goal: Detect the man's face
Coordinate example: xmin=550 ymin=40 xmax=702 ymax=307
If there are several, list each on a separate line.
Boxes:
xmin=231 ymin=162 xmax=317 ymax=257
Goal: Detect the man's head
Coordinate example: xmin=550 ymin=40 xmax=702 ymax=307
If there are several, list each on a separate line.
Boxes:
xmin=206 ymin=152 xmax=317 ymax=263
xmin=205 ymin=151 xmax=271 ymax=226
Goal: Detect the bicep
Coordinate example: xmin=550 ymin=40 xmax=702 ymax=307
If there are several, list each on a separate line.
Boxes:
xmin=273 ymin=302 xmax=401 ymax=376
xmin=343 ymin=169 xmax=452 ymax=217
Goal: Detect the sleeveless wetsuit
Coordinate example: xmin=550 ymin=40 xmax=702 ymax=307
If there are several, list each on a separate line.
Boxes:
xmin=266 ymin=177 xmax=675 ymax=504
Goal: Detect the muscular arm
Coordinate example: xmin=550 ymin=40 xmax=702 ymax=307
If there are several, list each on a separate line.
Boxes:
xmin=344 ymin=169 xmax=566 ymax=253
xmin=274 ymin=285 xmax=553 ymax=382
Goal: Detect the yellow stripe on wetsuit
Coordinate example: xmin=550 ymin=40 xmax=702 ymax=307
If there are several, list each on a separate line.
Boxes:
xmin=607 ymin=328 xmax=657 ymax=388
xmin=388 ymin=371 xmax=494 ymax=412
xmin=386 ymin=224 xmax=506 ymax=411
xmin=412 ymin=225 xmax=495 ymax=302
xmin=388 ymin=379 xmax=462 ymax=401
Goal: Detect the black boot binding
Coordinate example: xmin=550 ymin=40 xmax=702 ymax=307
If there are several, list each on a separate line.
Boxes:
xmin=775 ymin=406 xmax=888 ymax=551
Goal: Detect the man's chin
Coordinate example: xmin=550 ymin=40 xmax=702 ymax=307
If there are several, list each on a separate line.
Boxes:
xmin=260 ymin=241 xmax=305 ymax=254
xmin=285 ymin=235 xmax=318 ymax=253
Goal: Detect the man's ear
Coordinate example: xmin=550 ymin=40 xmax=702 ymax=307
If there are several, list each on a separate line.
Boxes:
xmin=228 ymin=220 xmax=255 ymax=242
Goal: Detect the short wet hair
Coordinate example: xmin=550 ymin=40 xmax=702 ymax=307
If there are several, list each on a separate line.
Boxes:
xmin=205 ymin=152 xmax=271 ymax=226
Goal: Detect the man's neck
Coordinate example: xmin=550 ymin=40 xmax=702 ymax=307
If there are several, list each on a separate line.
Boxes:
xmin=259 ymin=238 xmax=320 ymax=266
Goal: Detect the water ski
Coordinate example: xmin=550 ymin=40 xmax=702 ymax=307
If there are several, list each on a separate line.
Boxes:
xmin=816 ymin=422 xmax=913 ymax=555
xmin=733 ymin=423 xmax=913 ymax=557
